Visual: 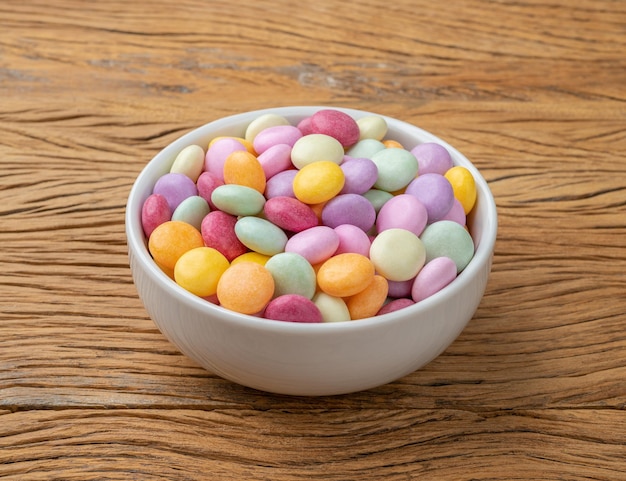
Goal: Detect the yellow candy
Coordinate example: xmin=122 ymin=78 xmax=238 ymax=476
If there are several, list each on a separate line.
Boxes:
xmin=209 ymin=136 xmax=256 ymax=154
xmin=317 ymin=253 xmax=375 ymax=298
xmin=148 ymin=221 xmax=204 ymax=271
xmin=231 ymin=251 xmax=271 ymax=266
xmin=174 ymin=247 xmax=229 ymax=297
xmin=346 ymin=275 xmax=389 ymax=320
xmin=216 ymin=262 xmax=275 ymax=314
xmin=445 ymin=166 xmax=477 ymax=214
xmin=223 ymin=150 xmax=266 ymax=194
xmin=293 ymin=161 xmax=345 ymax=205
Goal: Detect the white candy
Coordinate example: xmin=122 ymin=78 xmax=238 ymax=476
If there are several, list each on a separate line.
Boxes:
xmin=369 ymin=228 xmax=425 ymax=282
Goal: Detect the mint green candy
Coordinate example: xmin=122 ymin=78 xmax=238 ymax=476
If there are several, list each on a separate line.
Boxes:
xmin=171 ymin=196 xmax=210 ymax=231
xmin=362 ymin=188 xmax=394 ymax=213
xmin=265 ymin=252 xmax=316 ymax=299
xmin=234 ymin=216 xmax=288 ymax=256
xmin=420 ymin=220 xmax=475 ymax=273
xmin=211 ymin=184 xmax=265 ymax=216
xmin=371 ymin=148 xmax=419 ymax=192
xmin=346 ymin=138 xmax=386 ymax=159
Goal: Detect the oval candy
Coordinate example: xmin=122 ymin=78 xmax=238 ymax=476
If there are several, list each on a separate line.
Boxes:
xmin=235 ymin=216 xmax=288 ymax=256
xmin=171 ymin=195 xmax=210 ymax=231
xmin=263 ymin=294 xmax=323 ymax=323
xmin=170 ymin=144 xmax=205 ymax=182
xmin=291 ymin=134 xmax=344 ymax=169
xmin=264 ymin=196 xmax=319 ymax=233
xmin=211 ymin=184 xmax=266 ymax=216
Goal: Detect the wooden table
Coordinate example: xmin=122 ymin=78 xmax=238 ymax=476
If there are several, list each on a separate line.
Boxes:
xmin=1 ymin=0 xmax=625 ymax=479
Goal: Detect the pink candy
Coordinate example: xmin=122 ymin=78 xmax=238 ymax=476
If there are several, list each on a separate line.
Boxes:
xmin=411 ymin=257 xmax=457 ymax=302
xmin=376 ymin=194 xmax=428 ymax=236
xmin=141 ymin=194 xmax=171 ymax=237
xmin=334 ymin=224 xmax=371 ymax=257
xmin=285 ymin=226 xmax=339 ymax=265
xmin=264 ymin=294 xmax=323 ymax=323
xmin=205 ymin=138 xmax=246 ymax=181
xmin=309 ymin=109 xmax=360 ymax=148
xmin=264 ymin=196 xmax=319 ymax=233
xmin=410 ymin=142 xmax=454 ymax=175
xmin=200 ymin=211 xmax=247 ymax=261
xmin=253 ymin=125 xmax=303 ymax=154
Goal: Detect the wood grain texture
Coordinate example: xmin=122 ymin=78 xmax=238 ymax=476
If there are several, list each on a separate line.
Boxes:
xmin=1 ymin=0 xmax=625 ymax=479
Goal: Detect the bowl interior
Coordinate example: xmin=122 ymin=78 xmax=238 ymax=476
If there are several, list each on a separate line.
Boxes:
xmin=126 ymin=106 xmax=497 ymax=331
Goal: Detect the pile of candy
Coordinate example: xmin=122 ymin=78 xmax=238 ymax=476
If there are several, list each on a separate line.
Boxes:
xmin=142 ymin=109 xmax=477 ymax=323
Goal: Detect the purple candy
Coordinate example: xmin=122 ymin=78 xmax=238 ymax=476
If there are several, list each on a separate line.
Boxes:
xmin=405 ymin=173 xmax=455 ymax=223
xmin=321 ymin=193 xmax=376 ymax=232
xmin=152 ymin=172 xmax=198 ymax=212
xmin=410 ymin=142 xmax=454 ymax=175
xmin=265 ymin=169 xmax=297 ymax=199
xmin=386 ymin=278 xmax=414 ymax=298
xmin=340 ymin=157 xmax=378 ymax=195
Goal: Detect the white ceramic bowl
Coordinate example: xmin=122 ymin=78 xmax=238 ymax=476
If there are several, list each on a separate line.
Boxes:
xmin=126 ymin=106 xmax=497 ymax=396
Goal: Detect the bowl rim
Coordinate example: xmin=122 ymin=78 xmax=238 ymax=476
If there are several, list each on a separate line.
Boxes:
xmin=126 ymin=105 xmax=497 ymax=334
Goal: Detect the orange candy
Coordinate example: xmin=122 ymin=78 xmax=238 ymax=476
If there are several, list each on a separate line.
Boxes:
xmin=382 ymin=139 xmax=404 ymax=149
xmin=223 ymin=150 xmax=266 ymax=194
xmin=346 ymin=275 xmax=389 ymax=320
xmin=316 ymin=253 xmax=375 ymax=298
xmin=216 ymin=262 xmax=275 ymax=314
xmin=148 ymin=221 xmax=204 ymax=271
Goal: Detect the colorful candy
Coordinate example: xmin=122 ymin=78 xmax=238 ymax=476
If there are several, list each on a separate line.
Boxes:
xmin=148 ymin=220 xmax=204 ymax=271
xmin=216 ymin=262 xmax=274 ymax=314
xmin=317 ymin=253 xmax=375 ymax=298
xmin=174 ymin=247 xmax=229 ymax=297
xmin=141 ymin=109 xmax=480 ymax=323
xmin=293 ymin=160 xmax=345 ymax=204
xmin=264 ymin=294 xmax=323 ymax=323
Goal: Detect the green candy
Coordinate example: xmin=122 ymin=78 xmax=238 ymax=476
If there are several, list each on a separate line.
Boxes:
xmin=265 ymin=252 xmax=317 ymax=300
xmin=210 ymin=184 xmax=265 ymax=216
xmin=234 ymin=216 xmax=288 ymax=257
xmin=171 ymin=196 xmax=210 ymax=231
xmin=420 ymin=221 xmax=475 ymax=273
xmin=371 ymin=148 xmax=419 ymax=192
